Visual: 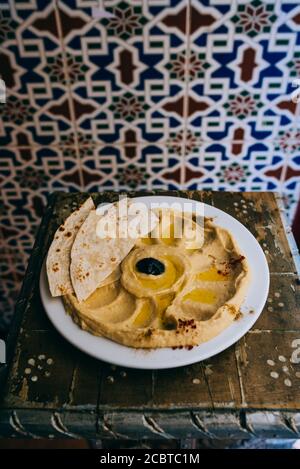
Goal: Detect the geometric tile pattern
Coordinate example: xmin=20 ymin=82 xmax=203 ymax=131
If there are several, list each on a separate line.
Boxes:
xmin=0 ymin=0 xmax=300 ymax=331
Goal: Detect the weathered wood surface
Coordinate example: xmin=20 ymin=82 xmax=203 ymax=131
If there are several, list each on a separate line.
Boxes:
xmin=0 ymin=190 xmax=299 ymax=439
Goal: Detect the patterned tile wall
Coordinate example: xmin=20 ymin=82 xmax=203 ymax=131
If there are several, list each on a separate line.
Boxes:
xmin=0 ymin=0 xmax=300 ymax=331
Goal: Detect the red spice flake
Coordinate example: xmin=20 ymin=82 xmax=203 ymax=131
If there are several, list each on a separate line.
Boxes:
xmin=217 ymin=269 xmax=229 ymax=277
xmin=178 ymin=318 xmax=196 ymax=335
xmin=56 ymin=248 xmax=60 ymax=252
xmin=226 ymin=304 xmax=237 ymax=316
xmin=177 ymin=318 xmax=197 ymax=336
xmin=234 ymin=311 xmax=243 ymax=321
xmin=219 ymin=255 xmax=245 ymax=276
xmin=228 ymin=255 xmax=245 ymax=267
xmin=173 ymin=344 xmax=193 ymax=350
xmin=178 ymin=318 xmax=195 ymax=328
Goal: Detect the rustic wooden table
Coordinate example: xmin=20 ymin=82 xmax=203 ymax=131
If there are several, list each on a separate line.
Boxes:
xmin=0 ymin=190 xmax=300 ymax=440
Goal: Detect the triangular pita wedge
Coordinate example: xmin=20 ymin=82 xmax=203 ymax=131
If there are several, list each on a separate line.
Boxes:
xmin=46 ymin=197 xmax=95 ymax=296
xmin=70 ymin=199 xmax=158 ymax=302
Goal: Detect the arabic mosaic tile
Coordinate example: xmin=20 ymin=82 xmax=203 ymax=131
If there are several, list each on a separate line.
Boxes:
xmin=187 ymin=0 xmax=298 ymax=142
xmin=80 ymin=144 xmax=183 ymax=191
xmin=0 ymin=145 xmax=83 ymax=263
xmin=0 ymin=1 xmax=77 ymax=147
xmin=60 ymin=0 xmax=188 ymax=145
xmin=182 ymin=140 xmax=284 ymax=190
xmin=283 ymin=179 xmax=300 ymax=224
xmin=0 ymin=265 xmax=22 ymax=332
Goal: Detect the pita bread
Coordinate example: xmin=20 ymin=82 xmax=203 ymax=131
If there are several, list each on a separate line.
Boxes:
xmin=70 ymin=199 xmax=158 ymax=302
xmin=46 ymin=197 xmax=95 ymax=296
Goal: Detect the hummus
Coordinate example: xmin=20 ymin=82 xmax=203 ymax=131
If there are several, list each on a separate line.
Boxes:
xmin=63 ymin=210 xmax=250 ymax=348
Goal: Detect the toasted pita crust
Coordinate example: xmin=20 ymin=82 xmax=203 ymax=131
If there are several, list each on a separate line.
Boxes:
xmin=70 ymin=200 xmax=158 ymax=302
xmin=46 ymin=197 xmax=95 ymax=296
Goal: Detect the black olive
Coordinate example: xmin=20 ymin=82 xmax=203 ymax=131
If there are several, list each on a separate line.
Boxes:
xmin=136 ymin=257 xmax=165 ymax=275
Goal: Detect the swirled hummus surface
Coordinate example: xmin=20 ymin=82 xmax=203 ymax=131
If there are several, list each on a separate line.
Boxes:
xmin=63 ymin=210 xmax=250 ymax=348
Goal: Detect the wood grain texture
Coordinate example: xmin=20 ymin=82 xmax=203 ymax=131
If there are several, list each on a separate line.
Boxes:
xmin=253 ymin=274 xmax=300 ymax=331
xmin=0 ymin=191 xmax=299 ymax=439
xmin=236 ymin=331 xmax=300 ymax=409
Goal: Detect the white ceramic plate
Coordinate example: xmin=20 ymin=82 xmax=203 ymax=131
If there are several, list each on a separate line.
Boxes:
xmin=40 ymin=196 xmax=269 ymax=370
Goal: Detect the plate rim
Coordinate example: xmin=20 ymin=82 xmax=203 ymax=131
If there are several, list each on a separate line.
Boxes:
xmin=40 ymin=195 xmax=270 ymax=370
